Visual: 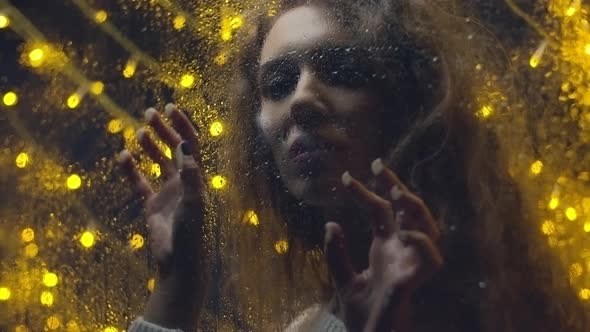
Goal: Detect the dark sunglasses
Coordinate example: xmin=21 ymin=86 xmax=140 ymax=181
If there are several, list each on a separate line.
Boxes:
xmin=257 ymin=46 xmax=389 ymax=101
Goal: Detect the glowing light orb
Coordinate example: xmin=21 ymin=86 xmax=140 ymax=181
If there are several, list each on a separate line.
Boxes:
xmin=46 ymin=315 xmax=60 ymax=329
xmin=0 ymin=287 xmax=11 ymax=300
xmin=242 ymin=210 xmax=259 ymax=226
xmin=530 ymin=160 xmax=543 ymax=175
xmin=14 ymin=325 xmax=28 ymax=332
xmin=43 ymin=272 xmax=58 ymax=287
xmin=28 ymin=48 xmax=45 ymax=67
xmin=66 ymin=174 xmax=82 ymax=190
xmin=24 ymin=243 xmax=38 ymax=258
xmin=549 ymin=197 xmax=559 ymax=210
xmin=40 ymin=291 xmax=54 ymax=306
xmin=3 ymin=91 xmax=18 ymax=106
xmin=221 ymin=29 xmax=232 ymax=41
xmin=90 ymin=81 xmax=104 ymax=95
xmin=129 ymin=234 xmax=144 ymax=249
xmin=579 ymin=288 xmax=590 ymax=300
xmin=150 ymin=163 xmax=161 ymax=178
xmin=80 ymin=231 xmax=95 ymax=248
xmin=0 ymin=14 xmax=9 ymax=28
xmin=211 ymin=175 xmax=227 ymax=189
xmin=16 ymin=152 xmax=29 ymax=168
xmin=107 ymin=119 xmax=123 ymax=133
xmin=584 ymin=222 xmax=590 ymax=233
xmin=209 ymin=121 xmax=223 ymax=137
xmin=274 ymin=240 xmax=288 ymax=254
xmin=229 ymin=16 xmax=244 ymax=29
xmin=585 ymin=44 xmax=590 ymax=56
xmin=541 ymin=220 xmax=555 ymax=235
xmin=123 ymin=60 xmax=136 ymax=78
xmin=147 ymin=278 xmax=156 ymax=292
xmin=529 ymin=41 xmax=547 ymax=68
xmin=66 ymin=320 xmax=80 ymax=332
xmin=180 ymin=74 xmax=195 ymax=88
xmin=104 ymin=327 xmax=118 ymax=332
xmin=566 ymin=6 xmax=578 ymax=17
xmin=21 ymin=228 xmax=34 ymax=242
xmin=566 ymin=207 xmax=578 ymax=221
xmin=173 ymin=15 xmax=186 ymax=30
xmin=67 ymin=94 xmax=80 ymax=109
xmin=476 ymin=105 xmax=493 ymax=119
xmin=95 ymin=10 xmax=107 ymax=23
xmin=164 ymin=146 xmax=172 ymax=159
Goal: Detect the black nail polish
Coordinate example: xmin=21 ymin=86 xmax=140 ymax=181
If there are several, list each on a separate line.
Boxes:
xmin=181 ymin=142 xmax=191 ymax=155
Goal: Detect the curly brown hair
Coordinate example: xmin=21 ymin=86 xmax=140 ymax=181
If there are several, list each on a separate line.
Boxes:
xmin=213 ymin=0 xmax=590 ymax=330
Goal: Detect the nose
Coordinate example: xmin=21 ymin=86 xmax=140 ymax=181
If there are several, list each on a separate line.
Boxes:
xmin=290 ymin=66 xmax=329 ymax=130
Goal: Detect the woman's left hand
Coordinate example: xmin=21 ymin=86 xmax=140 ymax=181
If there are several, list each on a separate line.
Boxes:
xmin=324 ymin=159 xmax=443 ymax=332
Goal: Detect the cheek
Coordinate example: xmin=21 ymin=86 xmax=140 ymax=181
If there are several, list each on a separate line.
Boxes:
xmin=257 ymin=101 xmax=288 ymax=147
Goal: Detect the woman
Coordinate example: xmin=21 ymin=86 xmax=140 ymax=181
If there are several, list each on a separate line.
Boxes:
xmin=120 ymin=0 xmax=590 ymax=331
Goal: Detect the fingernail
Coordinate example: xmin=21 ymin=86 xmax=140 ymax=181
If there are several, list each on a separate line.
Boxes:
xmin=180 ymin=141 xmax=191 ymax=155
xmin=118 ymin=149 xmax=131 ymax=163
xmin=144 ymin=107 xmax=157 ymax=122
xmin=341 ymin=171 xmax=352 ymax=187
xmin=391 ymin=185 xmax=402 ymax=201
xmin=371 ymin=158 xmax=384 ymax=176
xmin=135 ymin=127 xmax=146 ymax=141
xmin=164 ymin=103 xmax=176 ymax=116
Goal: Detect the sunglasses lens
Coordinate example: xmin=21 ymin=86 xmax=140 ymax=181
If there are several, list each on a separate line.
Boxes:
xmin=260 ymin=58 xmax=300 ymax=100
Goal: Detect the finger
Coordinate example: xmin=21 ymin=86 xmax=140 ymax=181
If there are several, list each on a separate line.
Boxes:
xmin=392 ymin=190 xmax=440 ymax=241
xmin=118 ymin=149 xmax=154 ymax=199
xmin=144 ymin=107 xmax=182 ymax=149
xmin=371 ymin=158 xmax=439 ymax=240
xmin=398 ymin=230 xmax=444 ymax=278
xmin=341 ymin=171 xmax=396 ymax=237
xmin=324 ymin=222 xmax=356 ymax=290
xmin=136 ymin=128 xmax=177 ymax=178
xmin=165 ymin=103 xmax=202 ymax=161
xmin=175 ymin=141 xmax=206 ymax=208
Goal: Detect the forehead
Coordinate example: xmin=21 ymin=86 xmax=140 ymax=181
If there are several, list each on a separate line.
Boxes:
xmin=260 ymin=6 xmax=344 ymax=64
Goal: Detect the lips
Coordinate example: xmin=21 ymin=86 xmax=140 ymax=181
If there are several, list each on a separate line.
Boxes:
xmin=288 ymin=137 xmax=336 ymax=161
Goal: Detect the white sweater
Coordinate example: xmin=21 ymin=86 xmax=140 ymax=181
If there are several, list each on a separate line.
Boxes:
xmin=128 ymin=305 xmax=347 ymax=332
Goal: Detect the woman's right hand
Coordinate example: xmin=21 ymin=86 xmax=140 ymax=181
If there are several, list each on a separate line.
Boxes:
xmin=118 ymin=103 xmax=209 ymax=331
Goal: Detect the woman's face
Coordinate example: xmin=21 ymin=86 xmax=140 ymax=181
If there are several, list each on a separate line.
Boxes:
xmin=257 ymin=5 xmax=387 ymax=207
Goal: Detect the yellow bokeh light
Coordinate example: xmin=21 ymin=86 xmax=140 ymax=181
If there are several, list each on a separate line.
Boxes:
xmin=229 ymin=16 xmax=244 ymax=29
xmin=221 ymin=29 xmax=232 ymax=41
xmin=585 ymin=44 xmax=590 ymax=56
xmin=584 ymin=222 xmax=590 ymax=233
xmin=476 ymin=105 xmax=493 ymax=119
xmin=104 ymin=327 xmax=118 ymax=332
xmin=180 ymin=74 xmax=195 ymax=88
xmin=90 ymin=81 xmax=104 ymax=95
xmin=24 ymin=243 xmax=38 ymax=258
xmin=46 ymin=315 xmax=60 ymax=330
xmin=67 ymin=94 xmax=80 ymax=109
xmin=0 ymin=14 xmax=9 ymax=28
xmin=529 ymin=40 xmax=547 ymax=68
xmin=147 ymin=278 xmax=156 ymax=292
xmin=274 ymin=240 xmax=289 ymax=254
xmin=541 ymin=220 xmax=555 ymax=235
xmin=579 ymin=288 xmax=590 ymax=300
xmin=107 ymin=119 xmax=123 ymax=134
xmin=530 ymin=160 xmax=543 ymax=175
xmin=129 ymin=234 xmax=144 ymax=249
xmin=28 ymin=48 xmax=45 ymax=67
xmin=209 ymin=121 xmax=224 ymax=137
xmin=80 ymin=231 xmax=95 ymax=248
xmin=151 ymin=163 xmax=161 ymax=178
xmin=16 ymin=152 xmax=30 ymax=168
xmin=123 ymin=127 xmax=135 ymax=141
xmin=43 ymin=272 xmax=58 ymax=287
xmin=14 ymin=325 xmax=28 ymax=332
xmin=566 ymin=207 xmax=578 ymax=221
xmin=123 ymin=59 xmax=137 ymax=78
xmin=173 ymin=15 xmax=186 ymax=30
xmin=66 ymin=174 xmax=82 ymax=190
xmin=40 ymin=291 xmax=54 ymax=306
xmin=211 ymin=175 xmax=227 ymax=189
xmin=3 ymin=91 xmax=18 ymax=106
xmin=21 ymin=228 xmax=35 ymax=242
xmin=164 ymin=146 xmax=172 ymax=159
xmin=95 ymin=10 xmax=107 ymax=23
xmin=549 ymin=197 xmax=559 ymax=210
xmin=242 ymin=210 xmax=260 ymax=226
xmin=66 ymin=320 xmax=80 ymax=332
xmin=566 ymin=6 xmax=577 ymax=16
xmin=0 ymin=287 xmax=11 ymax=300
